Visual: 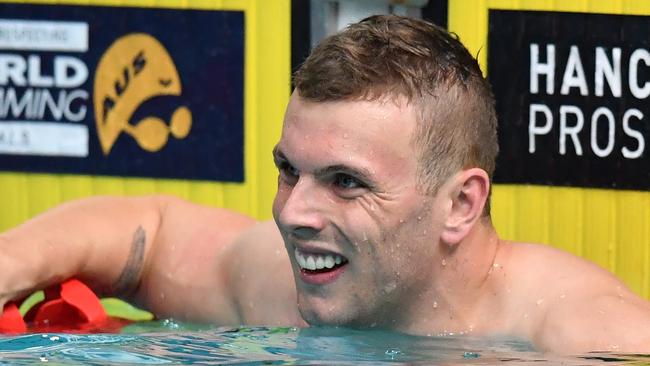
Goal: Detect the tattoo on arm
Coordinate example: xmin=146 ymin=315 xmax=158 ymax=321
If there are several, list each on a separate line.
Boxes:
xmin=112 ymin=226 xmax=146 ymax=296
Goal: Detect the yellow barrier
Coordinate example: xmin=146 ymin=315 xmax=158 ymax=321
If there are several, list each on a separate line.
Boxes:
xmin=0 ymin=0 xmax=289 ymax=228
xmin=450 ymin=0 xmax=650 ymax=298
xmin=3 ymin=0 xmax=648 ymax=302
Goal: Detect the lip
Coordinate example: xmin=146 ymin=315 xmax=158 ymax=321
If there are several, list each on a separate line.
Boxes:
xmin=299 ymin=264 xmax=347 ymax=285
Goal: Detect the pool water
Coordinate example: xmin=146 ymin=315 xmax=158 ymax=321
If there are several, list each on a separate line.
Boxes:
xmin=0 ymin=322 xmax=648 ymax=365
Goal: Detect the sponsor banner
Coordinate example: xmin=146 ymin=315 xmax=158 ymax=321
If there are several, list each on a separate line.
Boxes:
xmin=488 ymin=10 xmax=650 ymax=190
xmin=0 ymin=3 xmax=244 ymax=182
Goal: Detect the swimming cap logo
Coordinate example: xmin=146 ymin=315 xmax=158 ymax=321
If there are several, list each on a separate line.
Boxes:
xmin=93 ymin=33 xmax=192 ymax=154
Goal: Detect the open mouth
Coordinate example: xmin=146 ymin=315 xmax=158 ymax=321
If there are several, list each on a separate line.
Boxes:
xmin=294 ymin=248 xmax=348 ymax=276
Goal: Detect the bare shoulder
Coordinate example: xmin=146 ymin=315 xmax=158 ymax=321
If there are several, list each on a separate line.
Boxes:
xmin=503 ymin=242 xmax=650 ymax=353
xmin=534 ymin=285 xmax=650 ymax=354
xmin=226 ymin=220 xmax=303 ymax=326
xmin=504 ymin=242 xmax=622 ymax=289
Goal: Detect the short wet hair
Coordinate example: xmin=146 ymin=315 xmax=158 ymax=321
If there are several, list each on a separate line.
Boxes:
xmin=293 ymin=15 xmax=498 ymax=214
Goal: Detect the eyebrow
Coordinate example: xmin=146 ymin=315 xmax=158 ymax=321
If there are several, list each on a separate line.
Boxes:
xmin=314 ymin=165 xmax=375 ymax=186
xmin=272 ymin=145 xmax=377 ymax=187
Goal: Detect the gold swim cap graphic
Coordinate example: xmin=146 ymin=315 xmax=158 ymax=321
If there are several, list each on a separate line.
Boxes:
xmin=94 ymin=33 xmax=192 ymax=154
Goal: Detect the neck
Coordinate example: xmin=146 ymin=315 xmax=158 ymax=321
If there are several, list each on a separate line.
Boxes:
xmin=395 ymin=219 xmax=506 ymax=336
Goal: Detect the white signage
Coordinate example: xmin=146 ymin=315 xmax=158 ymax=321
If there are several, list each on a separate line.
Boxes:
xmin=0 ymin=19 xmax=88 ymax=52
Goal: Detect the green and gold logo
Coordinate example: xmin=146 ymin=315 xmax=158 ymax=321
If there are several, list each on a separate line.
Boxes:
xmin=93 ymin=33 xmax=192 ymax=155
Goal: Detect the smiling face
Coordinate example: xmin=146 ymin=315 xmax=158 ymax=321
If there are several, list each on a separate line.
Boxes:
xmin=272 ymin=93 xmax=450 ymax=329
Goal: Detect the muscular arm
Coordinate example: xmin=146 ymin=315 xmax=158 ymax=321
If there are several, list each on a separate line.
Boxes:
xmin=0 ymin=195 xmax=260 ymax=323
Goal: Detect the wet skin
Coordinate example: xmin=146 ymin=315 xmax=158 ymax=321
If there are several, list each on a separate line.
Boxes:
xmin=272 ymin=94 xmax=449 ymax=328
xmin=5 ymin=93 xmax=650 ymax=355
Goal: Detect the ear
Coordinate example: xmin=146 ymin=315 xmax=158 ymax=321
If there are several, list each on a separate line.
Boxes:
xmin=439 ymin=168 xmax=490 ymax=245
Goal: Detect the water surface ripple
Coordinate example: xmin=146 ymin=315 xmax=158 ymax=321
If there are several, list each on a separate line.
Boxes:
xmin=0 ymin=323 xmax=648 ymax=365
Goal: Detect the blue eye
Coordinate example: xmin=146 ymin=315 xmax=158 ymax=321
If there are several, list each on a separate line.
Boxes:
xmin=335 ymin=174 xmax=362 ymax=189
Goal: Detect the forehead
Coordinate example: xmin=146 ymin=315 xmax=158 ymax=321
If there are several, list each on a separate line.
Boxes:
xmin=277 ymin=94 xmax=418 ymax=173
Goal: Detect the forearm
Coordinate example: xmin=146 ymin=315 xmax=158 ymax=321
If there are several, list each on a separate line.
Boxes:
xmin=0 ymin=195 xmax=167 ymax=304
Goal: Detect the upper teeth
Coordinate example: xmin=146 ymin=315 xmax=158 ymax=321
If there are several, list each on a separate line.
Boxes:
xmin=294 ymin=248 xmax=343 ymax=270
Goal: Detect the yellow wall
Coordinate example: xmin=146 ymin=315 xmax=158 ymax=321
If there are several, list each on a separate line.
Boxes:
xmin=0 ymin=0 xmax=289 ymax=228
xmin=449 ymin=0 xmax=650 ymax=298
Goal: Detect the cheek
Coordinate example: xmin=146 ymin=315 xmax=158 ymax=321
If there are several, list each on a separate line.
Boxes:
xmin=382 ymin=208 xmax=438 ymax=265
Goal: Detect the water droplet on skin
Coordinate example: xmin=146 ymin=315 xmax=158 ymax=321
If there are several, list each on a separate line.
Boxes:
xmin=433 ymin=301 xmax=438 ymax=309
xmin=441 ymin=259 xmax=447 ymax=266
xmin=384 ymin=282 xmax=397 ymax=294
xmin=399 ymin=219 xmax=405 ymax=224
xmin=417 ymin=216 xmax=422 ymax=220
xmin=559 ymin=294 xmax=566 ymax=299
xmin=536 ymin=298 xmax=544 ymax=306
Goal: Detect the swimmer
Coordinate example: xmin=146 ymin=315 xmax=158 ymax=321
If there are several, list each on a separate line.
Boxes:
xmin=1 ymin=15 xmax=650 ymax=354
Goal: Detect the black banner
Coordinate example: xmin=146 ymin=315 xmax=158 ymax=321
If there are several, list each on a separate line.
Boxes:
xmin=0 ymin=3 xmax=244 ymax=182
xmin=488 ymin=10 xmax=650 ymax=190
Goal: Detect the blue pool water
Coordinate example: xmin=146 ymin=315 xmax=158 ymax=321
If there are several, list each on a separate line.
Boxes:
xmin=0 ymin=321 xmax=648 ymax=365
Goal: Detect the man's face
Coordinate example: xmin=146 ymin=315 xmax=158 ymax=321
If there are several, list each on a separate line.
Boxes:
xmin=272 ymin=93 xmax=449 ymax=329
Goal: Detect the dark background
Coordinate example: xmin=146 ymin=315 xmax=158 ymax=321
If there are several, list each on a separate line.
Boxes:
xmin=488 ymin=10 xmax=650 ymax=190
xmin=290 ymin=0 xmax=448 ymax=80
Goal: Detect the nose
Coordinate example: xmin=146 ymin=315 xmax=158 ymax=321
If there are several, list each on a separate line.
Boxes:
xmin=274 ymin=177 xmax=328 ymax=239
